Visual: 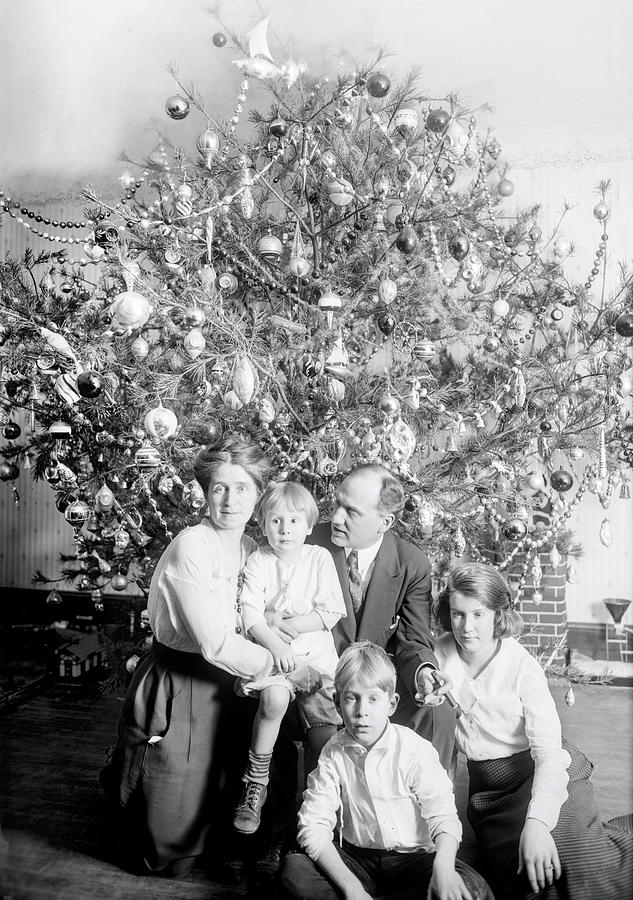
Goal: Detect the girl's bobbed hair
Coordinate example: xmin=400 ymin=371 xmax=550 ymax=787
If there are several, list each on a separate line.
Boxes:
xmin=193 ymin=434 xmax=271 ymax=496
xmin=433 ymin=562 xmax=524 ymax=639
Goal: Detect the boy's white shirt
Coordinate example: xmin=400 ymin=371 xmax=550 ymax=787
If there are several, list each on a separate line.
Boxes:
xmin=435 ymin=633 xmax=571 ymax=830
xmin=297 ymin=721 xmax=462 ymax=860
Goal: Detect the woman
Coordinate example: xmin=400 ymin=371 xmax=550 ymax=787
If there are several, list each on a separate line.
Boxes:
xmin=429 ymin=561 xmax=633 ymax=900
xmin=101 ymin=435 xmax=276 ymax=877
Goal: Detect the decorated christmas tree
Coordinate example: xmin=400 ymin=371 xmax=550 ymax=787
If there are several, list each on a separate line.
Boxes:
xmin=1 ymin=15 xmax=632 ymax=632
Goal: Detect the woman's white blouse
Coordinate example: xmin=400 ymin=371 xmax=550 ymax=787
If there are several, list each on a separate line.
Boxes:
xmin=435 ymin=634 xmax=571 ymax=830
xmin=148 ymin=519 xmax=272 ymax=680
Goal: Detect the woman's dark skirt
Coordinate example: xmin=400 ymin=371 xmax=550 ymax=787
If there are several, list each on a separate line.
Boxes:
xmin=100 ymin=640 xmax=250 ymax=876
xmin=467 ymin=738 xmax=633 ymax=899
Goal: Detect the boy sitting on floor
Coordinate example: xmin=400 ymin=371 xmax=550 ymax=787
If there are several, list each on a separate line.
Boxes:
xmin=280 ymin=641 xmax=493 ymax=900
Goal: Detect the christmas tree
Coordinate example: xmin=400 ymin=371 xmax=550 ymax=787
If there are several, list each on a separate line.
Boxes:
xmin=1 ymin=16 xmax=632 ymax=626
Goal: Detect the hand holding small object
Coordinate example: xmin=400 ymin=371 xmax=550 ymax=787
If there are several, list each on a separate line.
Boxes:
xmin=415 ymin=668 xmax=462 ymax=717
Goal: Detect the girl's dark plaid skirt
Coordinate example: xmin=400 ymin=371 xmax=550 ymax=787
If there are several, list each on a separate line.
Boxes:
xmin=467 ymin=737 xmax=633 ymax=900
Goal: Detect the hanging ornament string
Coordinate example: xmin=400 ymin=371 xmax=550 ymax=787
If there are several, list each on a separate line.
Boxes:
xmin=0 ymin=171 xmax=151 ymax=245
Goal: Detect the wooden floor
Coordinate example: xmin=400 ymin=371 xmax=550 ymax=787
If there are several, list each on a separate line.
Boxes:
xmin=0 ymin=678 xmax=632 ymax=900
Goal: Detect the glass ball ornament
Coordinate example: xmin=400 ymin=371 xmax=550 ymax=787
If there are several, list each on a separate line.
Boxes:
xmin=218 ymin=272 xmax=238 ymax=294
xmin=94 ymin=483 xmax=115 ymax=512
xmin=426 ymin=108 xmax=450 ymax=133
xmin=497 ymin=178 xmax=515 ymax=197
xmin=504 ymin=228 xmax=521 ymax=248
xmin=550 ymin=468 xmax=573 ymax=492
xmin=183 ymin=328 xmax=206 ymax=360
xmin=366 ymin=72 xmax=391 ymax=98
xmin=111 ymin=291 xmax=152 ymax=331
xmin=377 ymin=277 xmax=397 ymax=305
xmin=302 ymin=355 xmax=323 ymax=378
xmin=76 ymin=370 xmax=104 ymax=399
xmin=196 ymin=127 xmax=220 ymax=161
xmin=492 ymin=297 xmax=510 ymax=318
xmin=377 ymin=313 xmax=397 ymax=336
xmin=144 ymin=404 xmax=178 ymax=440
xmin=483 ymin=335 xmax=500 ymax=352
xmin=318 ymin=291 xmax=342 ymax=327
xmin=413 ymin=338 xmax=436 ymax=361
xmin=550 ymin=305 xmax=564 ymax=322
xmin=182 ymin=306 xmax=206 ymax=327
xmin=111 ymin=574 xmax=129 ymax=592
xmin=198 ymin=418 xmax=223 ymax=445
xmin=289 ymin=255 xmax=310 ymax=277
xmin=615 ymin=312 xmax=633 ymax=338
xmin=134 ymin=444 xmax=161 ymax=470
xmin=64 ymin=498 xmax=91 ymax=527
xmin=379 ymin=393 xmax=401 ymax=419
xmin=94 ymin=224 xmax=119 ymax=246
xmin=0 ymin=461 xmax=20 ymax=481
xmin=327 ymin=177 xmax=354 ymax=207
xmin=395 ymin=225 xmax=418 ymax=255
xmin=502 ymin=517 xmax=528 ymax=541
xmin=443 ymin=165 xmax=456 ymax=187
xmin=257 ymin=233 xmax=283 ymax=261
xmin=553 ymin=238 xmax=571 ymax=259
xmin=392 ymin=107 xmax=418 ymax=137
xmin=269 ymin=117 xmax=288 ymax=138
xmin=2 ymin=421 xmax=21 ymax=440
xmin=183 ymin=479 xmax=206 ymax=510
xmin=448 ymin=232 xmax=470 ymax=261
xmin=48 ymin=420 xmax=72 ymax=439
xmin=212 ymin=31 xmax=227 ymax=47
xmin=128 ymin=336 xmax=149 ymax=362
xmin=593 ymin=202 xmax=610 ymax=221
xmin=257 ymin=397 xmax=276 ymax=424
xmin=165 ymin=94 xmax=190 ymax=120
xmin=46 ymin=589 xmax=63 ymax=606
xmin=124 ymin=653 xmax=140 ymax=674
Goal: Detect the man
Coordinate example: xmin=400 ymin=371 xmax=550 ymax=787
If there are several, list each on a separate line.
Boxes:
xmin=309 ymin=463 xmax=455 ymax=767
xmin=251 ymin=464 xmax=455 ymax=890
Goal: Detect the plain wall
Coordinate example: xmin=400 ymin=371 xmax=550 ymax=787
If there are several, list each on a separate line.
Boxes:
xmin=0 ymin=0 xmax=631 ymax=623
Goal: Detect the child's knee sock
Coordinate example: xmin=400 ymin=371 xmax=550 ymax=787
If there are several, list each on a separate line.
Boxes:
xmin=244 ymin=748 xmax=273 ymax=785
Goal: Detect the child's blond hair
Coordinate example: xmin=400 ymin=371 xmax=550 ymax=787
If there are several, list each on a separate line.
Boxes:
xmin=334 ymin=641 xmax=397 ymax=697
xmin=255 ymin=480 xmax=319 ymax=531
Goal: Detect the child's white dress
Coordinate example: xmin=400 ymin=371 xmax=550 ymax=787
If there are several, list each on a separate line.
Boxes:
xmin=239 ymin=544 xmax=346 ymax=695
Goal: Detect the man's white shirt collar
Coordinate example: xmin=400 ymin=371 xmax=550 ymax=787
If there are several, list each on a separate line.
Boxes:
xmin=344 ymin=536 xmax=383 ymax=574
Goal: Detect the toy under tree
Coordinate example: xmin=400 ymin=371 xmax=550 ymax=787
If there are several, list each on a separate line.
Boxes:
xmin=1 ymin=16 xmax=632 ymax=631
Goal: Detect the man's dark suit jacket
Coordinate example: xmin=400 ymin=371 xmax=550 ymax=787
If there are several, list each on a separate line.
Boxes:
xmin=308 ymin=522 xmax=439 ymax=709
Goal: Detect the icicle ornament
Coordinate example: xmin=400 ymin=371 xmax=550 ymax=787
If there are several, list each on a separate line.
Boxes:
xmin=564 ymin=685 xmax=575 ymax=707
xmin=599 ymin=426 xmax=607 ymax=479
xmin=599 ymin=518 xmax=613 ymax=547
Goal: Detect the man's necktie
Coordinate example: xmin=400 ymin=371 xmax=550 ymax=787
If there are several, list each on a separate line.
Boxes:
xmin=347 ymin=549 xmax=363 ymax=614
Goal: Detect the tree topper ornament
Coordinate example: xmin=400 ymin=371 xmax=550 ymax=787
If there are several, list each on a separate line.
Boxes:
xmin=232 ymin=18 xmax=303 ymax=85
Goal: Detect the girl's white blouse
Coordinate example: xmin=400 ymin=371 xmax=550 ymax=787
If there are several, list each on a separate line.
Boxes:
xmin=435 ymin=633 xmax=571 ymax=830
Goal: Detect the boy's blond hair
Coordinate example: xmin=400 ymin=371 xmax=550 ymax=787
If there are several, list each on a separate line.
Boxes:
xmin=334 ymin=641 xmax=397 ymax=696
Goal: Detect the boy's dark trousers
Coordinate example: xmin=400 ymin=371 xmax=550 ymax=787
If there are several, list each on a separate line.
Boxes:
xmin=280 ymin=840 xmax=495 ymax=899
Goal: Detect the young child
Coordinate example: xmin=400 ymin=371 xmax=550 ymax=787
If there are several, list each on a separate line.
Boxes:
xmin=233 ymin=480 xmax=347 ymax=835
xmin=280 ymin=641 xmax=494 ymax=900
xmin=430 ymin=561 xmax=633 ymax=900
